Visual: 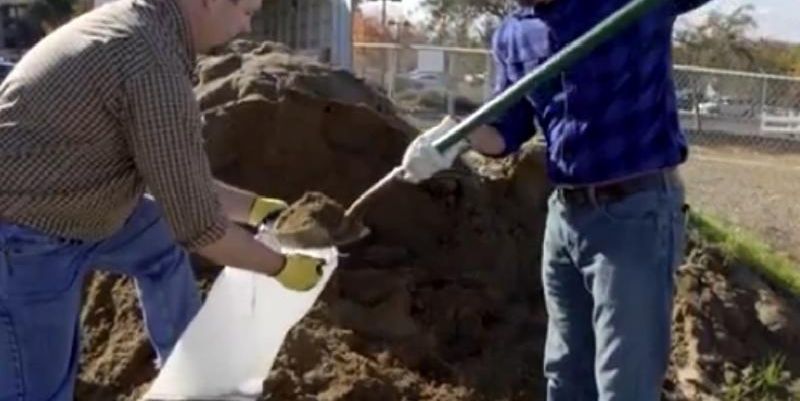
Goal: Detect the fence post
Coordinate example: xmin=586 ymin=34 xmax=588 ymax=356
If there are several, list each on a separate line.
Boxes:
xmin=381 ymin=47 xmax=388 ymax=94
xmin=446 ymin=50 xmax=455 ymax=116
xmin=484 ymin=52 xmax=493 ymax=101
xmin=387 ymin=47 xmax=397 ymax=98
xmin=692 ymin=72 xmax=702 ymax=133
xmin=759 ymin=76 xmax=768 ymax=136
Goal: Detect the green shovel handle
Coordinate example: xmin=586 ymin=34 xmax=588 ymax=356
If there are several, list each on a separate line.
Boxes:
xmin=432 ymin=0 xmax=665 ymax=153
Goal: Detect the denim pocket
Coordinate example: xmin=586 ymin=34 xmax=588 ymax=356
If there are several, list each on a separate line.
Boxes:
xmin=0 ymin=307 xmax=24 ymax=401
xmin=599 ymin=189 xmax=662 ymax=226
xmin=3 ymin=233 xmax=84 ymax=300
xmin=6 ymin=239 xmax=66 ymax=259
xmin=670 ymin=203 xmax=690 ymax=269
xmin=0 ymin=249 xmax=8 ymax=299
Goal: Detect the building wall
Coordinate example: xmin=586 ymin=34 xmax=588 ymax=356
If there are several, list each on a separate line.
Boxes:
xmin=0 ymin=0 xmax=355 ymax=67
xmin=257 ymin=0 xmax=352 ymax=69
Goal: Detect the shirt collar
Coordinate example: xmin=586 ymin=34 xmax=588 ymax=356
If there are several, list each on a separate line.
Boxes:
xmin=159 ymin=0 xmax=197 ymax=75
xmin=513 ymin=5 xmax=538 ymax=18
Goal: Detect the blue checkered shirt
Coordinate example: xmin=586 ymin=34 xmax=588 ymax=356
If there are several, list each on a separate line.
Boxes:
xmin=489 ymin=0 xmax=708 ymax=185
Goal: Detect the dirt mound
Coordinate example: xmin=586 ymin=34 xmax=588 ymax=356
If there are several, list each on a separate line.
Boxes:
xmin=197 ymin=40 xmax=414 ymax=204
xmin=75 ymin=39 xmax=800 ymax=401
xmin=666 ymin=232 xmax=800 ymax=400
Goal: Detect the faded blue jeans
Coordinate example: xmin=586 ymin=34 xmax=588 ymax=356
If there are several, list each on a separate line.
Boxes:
xmin=542 ymin=171 xmax=686 ymax=401
xmin=0 ymin=198 xmax=200 ymax=401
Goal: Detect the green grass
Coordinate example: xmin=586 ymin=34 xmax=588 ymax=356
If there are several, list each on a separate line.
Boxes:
xmin=722 ymin=354 xmax=800 ymax=401
xmin=691 ymin=213 xmax=800 ymax=400
xmin=689 ymin=211 xmax=800 ymax=296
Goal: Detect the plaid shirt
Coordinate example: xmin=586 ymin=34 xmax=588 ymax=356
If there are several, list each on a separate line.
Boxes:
xmin=0 ymin=0 xmax=227 ymax=249
xmin=490 ymin=0 xmax=709 ymax=185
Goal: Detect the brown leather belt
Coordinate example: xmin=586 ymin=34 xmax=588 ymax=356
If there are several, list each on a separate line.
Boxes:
xmin=556 ymin=169 xmax=683 ymax=207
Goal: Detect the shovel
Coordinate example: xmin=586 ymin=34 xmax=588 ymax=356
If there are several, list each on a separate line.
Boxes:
xmin=273 ymin=0 xmax=666 ymax=249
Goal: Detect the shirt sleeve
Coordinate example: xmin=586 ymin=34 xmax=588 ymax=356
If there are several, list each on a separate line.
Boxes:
xmin=671 ymin=0 xmax=712 ymax=15
xmin=486 ymin=27 xmax=538 ymax=157
xmin=124 ymin=66 xmax=228 ymax=250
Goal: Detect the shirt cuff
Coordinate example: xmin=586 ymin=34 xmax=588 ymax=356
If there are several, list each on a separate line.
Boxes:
xmin=179 ymin=211 xmax=228 ymax=251
xmin=487 ymin=101 xmax=537 ymax=157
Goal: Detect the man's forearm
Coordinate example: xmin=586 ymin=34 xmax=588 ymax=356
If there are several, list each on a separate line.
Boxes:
xmin=469 ymin=125 xmax=506 ymax=156
xmin=197 ymin=221 xmax=285 ymax=275
xmin=213 ymin=180 xmax=257 ymax=225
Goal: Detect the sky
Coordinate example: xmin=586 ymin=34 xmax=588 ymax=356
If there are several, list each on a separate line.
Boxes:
xmin=396 ymin=0 xmax=800 ymax=43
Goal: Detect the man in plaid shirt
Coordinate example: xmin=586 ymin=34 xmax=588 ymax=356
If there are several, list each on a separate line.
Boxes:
xmin=0 ymin=0 xmax=325 ymax=399
xmin=402 ymin=0 xmax=710 ymax=399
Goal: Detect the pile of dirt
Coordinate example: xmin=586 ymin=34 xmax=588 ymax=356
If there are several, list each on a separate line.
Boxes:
xmin=74 ymin=39 xmax=800 ymax=401
xmin=666 ymin=232 xmax=800 ymax=400
xmin=197 ymin=40 xmax=414 ymax=204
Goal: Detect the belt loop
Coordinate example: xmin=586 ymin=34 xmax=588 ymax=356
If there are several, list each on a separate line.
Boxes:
xmin=661 ymin=170 xmax=671 ymax=195
xmin=587 ymin=186 xmax=599 ymax=208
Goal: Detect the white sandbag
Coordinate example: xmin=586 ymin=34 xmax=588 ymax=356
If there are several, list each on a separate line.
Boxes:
xmin=142 ymin=229 xmax=338 ymax=401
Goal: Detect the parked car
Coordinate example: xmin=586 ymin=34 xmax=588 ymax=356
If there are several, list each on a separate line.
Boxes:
xmin=698 ymin=96 xmax=756 ymax=117
xmin=675 ymin=89 xmax=694 ymax=112
xmin=396 ymin=70 xmax=446 ymax=92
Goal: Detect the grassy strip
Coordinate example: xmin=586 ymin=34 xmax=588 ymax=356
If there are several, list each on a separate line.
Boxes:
xmin=689 ymin=211 xmax=800 ymax=296
xmin=722 ymin=354 xmax=800 ymax=401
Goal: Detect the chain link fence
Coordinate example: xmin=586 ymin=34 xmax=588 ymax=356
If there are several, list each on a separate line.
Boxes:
xmin=354 ymin=43 xmax=492 ymax=128
xmin=673 ymin=66 xmax=800 ymax=152
xmin=354 ymin=43 xmax=800 ymax=263
xmin=354 ymin=43 xmax=800 ymax=143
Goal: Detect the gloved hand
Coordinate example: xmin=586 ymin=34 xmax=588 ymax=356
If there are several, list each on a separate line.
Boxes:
xmin=400 ymin=115 xmax=470 ymax=183
xmin=249 ymin=196 xmax=289 ymax=226
xmin=274 ymin=254 xmax=325 ymax=291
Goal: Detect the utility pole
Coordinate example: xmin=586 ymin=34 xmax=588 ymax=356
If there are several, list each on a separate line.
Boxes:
xmin=381 ymin=0 xmax=389 ymax=91
xmin=381 ymin=0 xmax=387 ymax=29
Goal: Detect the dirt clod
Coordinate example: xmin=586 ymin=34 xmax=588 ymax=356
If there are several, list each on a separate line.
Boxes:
xmin=274 ymin=191 xmax=367 ymax=248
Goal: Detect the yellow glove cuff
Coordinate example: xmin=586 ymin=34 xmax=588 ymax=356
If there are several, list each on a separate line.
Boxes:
xmin=275 ymin=254 xmax=324 ymax=291
xmin=248 ymin=197 xmax=288 ymax=227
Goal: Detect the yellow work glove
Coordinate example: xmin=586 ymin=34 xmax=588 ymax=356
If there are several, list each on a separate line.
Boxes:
xmin=274 ymin=254 xmax=325 ymax=291
xmin=248 ymin=197 xmax=289 ymax=227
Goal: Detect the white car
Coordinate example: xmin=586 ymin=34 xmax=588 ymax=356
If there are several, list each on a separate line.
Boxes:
xmin=397 ymin=70 xmax=446 ymax=91
xmin=698 ymin=97 xmax=755 ymax=117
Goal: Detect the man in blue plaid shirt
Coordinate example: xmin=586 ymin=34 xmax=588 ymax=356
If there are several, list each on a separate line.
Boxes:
xmin=401 ymin=0 xmax=710 ymax=399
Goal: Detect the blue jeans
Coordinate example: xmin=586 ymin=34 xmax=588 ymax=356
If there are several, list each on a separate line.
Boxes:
xmin=542 ymin=173 xmax=686 ymax=401
xmin=0 ymin=198 xmax=201 ymax=401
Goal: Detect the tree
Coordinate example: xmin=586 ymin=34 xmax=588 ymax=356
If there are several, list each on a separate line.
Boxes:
xmin=674 ymin=4 xmax=800 ymax=111
xmin=673 ymin=4 xmax=800 ymax=75
xmin=353 ymin=8 xmax=426 ymax=79
xmin=752 ymin=40 xmax=800 ymax=76
xmin=425 ymin=0 xmax=514 ymax=21
xmin=673 ymin=5 xmax=759 ymax=70
xmin=421 ymin=0 xmax=515 ymax=46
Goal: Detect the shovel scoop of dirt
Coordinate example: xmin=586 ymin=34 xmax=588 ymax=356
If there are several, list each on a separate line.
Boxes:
xmin=273 ymin=192 xmax=370 ymax=248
